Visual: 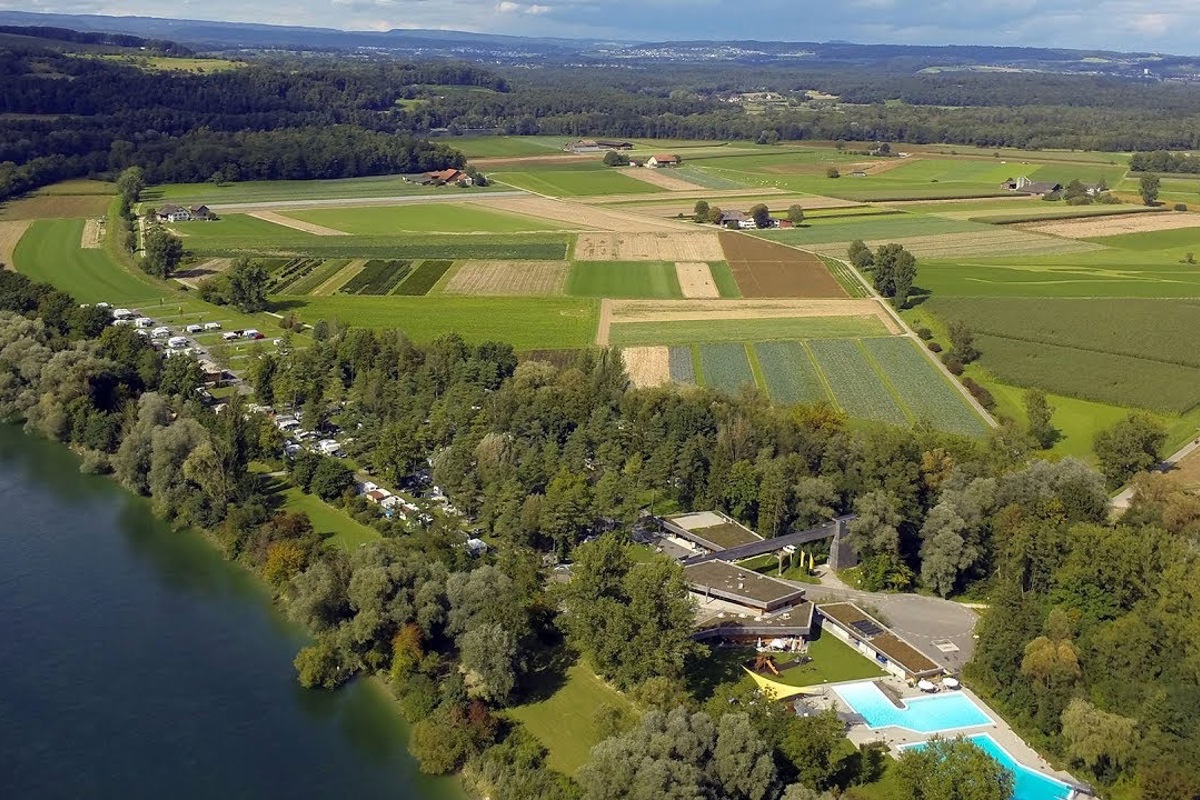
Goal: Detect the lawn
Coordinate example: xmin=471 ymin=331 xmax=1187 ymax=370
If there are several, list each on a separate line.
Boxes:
xmin=567 ymin=261 xmax=683 ymax=298
xmin=279 ymin=485 xmax=380 ymax=551
xmin=287 ymin=203 xmax=572 ymax=235
xmin=608 ymin=316 xmax=890 ymax=347
xmin=453 ymin=135 xmax=571 ymax=157
xmin=765 ymin=633 xmax=888 ymax=687
xmin=276 ymin=295 xmax=600 ymax=349
xmin=491 ymin=165 xmax=660 ymax=197
xmin=506 ymin=662 xmax=634 ymax=775
xmin=144 ymin=175 xmax=495 ymax=205
xmin=14 ymin=218 xmax=162 ymax=303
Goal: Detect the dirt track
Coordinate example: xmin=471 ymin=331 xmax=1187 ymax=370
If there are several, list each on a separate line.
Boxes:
xmin=80 ymin=219 xmax=103 ymax=249
xmin=0 ymin=220 xmax=31 ymax=268
xmin=249 ymin=211 xmax=348 ymax=236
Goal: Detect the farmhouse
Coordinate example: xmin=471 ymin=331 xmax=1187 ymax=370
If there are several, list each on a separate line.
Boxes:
xmin=190 ymin=205 xmax=213 ymax=220
xmin=156 ymin=204 xmax=192 ymax=223
xmin=646 ymin=154 xmax=681 ymax=168
xmin=565 ymin=138 xmax=634 ymax=153
xmin=716 ymin=210 xmax=750 ymax=227
xmin=424 ymin=168 xmax=473 ymax=185
xmin=817 ymin=601 xmax=943 ymax=681
xmin=1001 ymin=176 xmax=1063 ymax=196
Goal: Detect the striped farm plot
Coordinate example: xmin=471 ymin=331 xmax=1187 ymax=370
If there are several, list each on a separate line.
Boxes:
xmin=575 ymin=232 xmax=725 ymax=261
xmin=755 ymin=341 xmax=827 ymax=405
xmin=806 ymin=339 xmax=907 ymax=426
xmin=248 ymin=210 xmax=349 ymax=236
xmin=622 ymin=346 xmax=672 ymax=388
xmin=809 ymin=229 xmax=1106 ymax=259
xmin=473 ymin=196 xmax=692 ymax=232
xmin=619 ymin=167 xmax=705 ymax=191
xmin=443 ymin=260 xmax=570 ymax=296
xmin=669 ymin=346 xmax=697 ymax=385
xmin=602 ymin=193 xmax=861 ymax=217
xmin=675 ymin=262 xmax=720 ymax=298
xmin=698 ymin=343 xmax=756 ymax=395
xmin=338 ymin=260 xmax=413 ymax=295
xmin=863 ymin=338 xmax=988 ymax=436
xmin=1021 ymin=211 xmax=1200 ymax=239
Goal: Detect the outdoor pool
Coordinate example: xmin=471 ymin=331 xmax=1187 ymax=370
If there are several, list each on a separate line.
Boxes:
xmin=831 ymin=680 xmax=991 ymax=733
xmin=906 ymin=734 xmax=1073 ymax=800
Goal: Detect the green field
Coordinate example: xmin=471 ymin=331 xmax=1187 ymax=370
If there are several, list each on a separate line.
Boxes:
xmin=806 ymin=339 xmax=908 ymax=426
xmin=609 ymin=316 xmax=890 ymax=347
xmin=698 ymin=343 xmax=755 ymax=394
xmin=506 ymin=663 xmax=635 ymax=775
xmin=277 ymin=295 xmax=599 ymax=349
xmin=453 ymin=135 xmax=571 ymax=157
xmin=287 ymin=203 xmax=571 ymax=235
xmin=14 ymin=218 xmax=162 ymax=302
xmin=491 ymin=164 xmax=660 ymax=197
xmin=338 ymin=260 xmax=413 ymax=295
xmin=864 ymin=338 xmax=989 ymax=436
xmin=1087 ymin=225 xmax=1200 ymax=251
xmin=669 ymin=346 xmax=697 ymax=384
xmin=144 ymin=175 xmax=495 ymax=205
xmin=757 ymin=214 xmax=990 ymax=245
xmin=567 ymin=261 xmax=682 ymax=298
xmin=708 ymin=262 xmax=742 ymax=298
xmin=755 ymin=341 xmax=830 ymax=405
xmin=395 ymin=259 xmax=454 ymax=296
xmin=277 ymin=484 xmax=380 ymax=551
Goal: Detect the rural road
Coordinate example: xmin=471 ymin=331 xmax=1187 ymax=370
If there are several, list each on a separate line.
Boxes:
xmin=1110 ymin=435 xmax=1200 ymax=510
xmin=207 ymin=190 xmax=528 ymax=213
xmin=784 ymin=571 xmax=980 ymax=674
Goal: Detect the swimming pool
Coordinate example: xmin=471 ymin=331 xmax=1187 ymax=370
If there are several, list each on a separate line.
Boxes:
xmin=831 ymin=680 xmax=991 ymax=733
xmin=906 ymin=734 xmax=1073 ymax=800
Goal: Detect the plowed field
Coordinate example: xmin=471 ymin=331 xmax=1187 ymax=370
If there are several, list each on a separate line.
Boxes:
xmin=719 ymin=232 xmax=846 ymax=297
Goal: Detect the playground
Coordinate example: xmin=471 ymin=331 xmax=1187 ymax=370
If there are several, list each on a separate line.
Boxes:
xmin=742 ymin=633 xmax=887 ymax=690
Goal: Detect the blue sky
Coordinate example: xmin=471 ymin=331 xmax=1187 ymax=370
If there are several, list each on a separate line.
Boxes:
xmin=5 ymin=0 xmax=1197 ymax=53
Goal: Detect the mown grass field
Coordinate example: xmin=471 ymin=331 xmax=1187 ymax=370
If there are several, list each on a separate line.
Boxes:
xmin=287 ymin=203 xmax=573 ymax=235
xmin=276 ymin=295 xmax=599 ymax=349
xmin=454 ymin=135 xmax=572 ymax=157
xmin=491 ymin=164 xmax=661 ymax=197
xmin=15 ymin=218 xmax=162 ymax=302
xmin=505 ymin=663 xmax=634 ymax=775
xmin=567 ymin=261 xmax=683 ymax=298
xmin=757 ymin=214 xmax=992 ymax=245
xmin=608 ymin=316 xmax=890 ymax=347
xmin=145 ymin=176 xmax=494 ymax=205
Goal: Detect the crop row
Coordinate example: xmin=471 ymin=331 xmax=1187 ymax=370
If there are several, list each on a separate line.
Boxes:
xmin=863 ymin=338 xmax=987 ymax=436
xmin=395 ymin=260 xmax=454 ymax=296
xmin=819 ymin=256 xmax=870 ymax=297
xmin=669 ymin=346 xmax=697 ymax=384
xmin=192 ymin=235 xmax=571 ymax=262
xmin=339 ymin=260 xmax=412 ymax=295
xmin=285 ymin=259 xmax=349 ymax=295
xmin=271 ymin=257 xmax=325 ymax=293
xmin=807 ymin=339 xmax=907 ymax=425
xmin=754 ymin=341 xmax=826 ymax=405
xmin=698 ymin=344 xmax=755 ymax=395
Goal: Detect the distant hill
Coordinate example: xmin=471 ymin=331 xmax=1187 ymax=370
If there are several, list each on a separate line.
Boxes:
xmin=0 ymin=24 xmax=194 ymax=56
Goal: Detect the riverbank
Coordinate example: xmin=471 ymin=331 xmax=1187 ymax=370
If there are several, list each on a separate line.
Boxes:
xmin=0 ymin=423 xmax=462 ymax=799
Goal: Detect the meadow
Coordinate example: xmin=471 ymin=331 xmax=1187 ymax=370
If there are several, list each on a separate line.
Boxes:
xmin=145 ymin=175 xmax=492 ymax=205
xmin=567 ymin=261 xmax=683 ymax=298
xmin=15 ymin=218 xmax=162 ymax=303
xmin=286 ymin=203 xmax=572 ymax=235
xmin=275 ymin=295 xmax=600 ymax=349
xmin=490 ymin=163 xmax=661 ymax=197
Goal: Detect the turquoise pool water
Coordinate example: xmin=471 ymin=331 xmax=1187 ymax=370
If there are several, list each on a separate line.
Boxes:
xmin=907 ymin=734 xmax=1073 ymax=800
xmin=831 ymin=680 xmax=991 ymax=733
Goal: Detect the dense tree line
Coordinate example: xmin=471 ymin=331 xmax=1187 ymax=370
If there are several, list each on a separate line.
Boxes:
xmin=6 ymin=263 xmax=1198 ymax=798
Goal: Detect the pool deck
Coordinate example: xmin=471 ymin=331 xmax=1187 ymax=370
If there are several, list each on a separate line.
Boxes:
xmin=816 ymin=677 xmax=1080 ymax=790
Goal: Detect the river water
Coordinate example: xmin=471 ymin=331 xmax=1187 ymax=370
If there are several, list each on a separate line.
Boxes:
xmin=0 ymin=425 xmax=459 ymax=800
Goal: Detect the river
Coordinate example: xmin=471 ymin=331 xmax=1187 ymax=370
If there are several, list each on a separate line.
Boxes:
xmin=0 ymin=425 xmax=460 ymax=800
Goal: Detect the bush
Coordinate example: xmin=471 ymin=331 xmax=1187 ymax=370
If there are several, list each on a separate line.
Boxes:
xmin=943 ymin=358 xmax=965 ymax=376
xmin=79 ymin=449 xmax=111 ymax=474
xmin=927 ymin=342 xmax=943 ymax=353
xmin=916 ymin=327 xmax=933 ymax=340
xmin=1175 ymin=203 xmax=1189 ymax=211
xmin=826 ymin=167 xmax=841 ymax=179
xmin=962 ymin=377 xmax=996 ymax=410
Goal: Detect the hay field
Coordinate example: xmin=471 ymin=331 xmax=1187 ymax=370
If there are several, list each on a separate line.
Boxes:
xmin=80 ymin=219 xmax=103 ymax=249
xmin=473 ymin=196 xmax=689 ymax=232
xmin=811 ymin=229 xmax=1105 ymax=259
xmin=0 ymin=219 xmax=33 ymax=267
xmin=575 ymin=232 xmax=724 ymax=260
xmin=675 ymin=262 xmax=720 ymax=298
xmin=249 ymin=211 xmax=349 ymax=236
xmin=0 ymin=194 xmax=113 ymax=221
xmin=619 ymin=168 xmax=703 ymax=191
xmin=622 ymin=346 xmax=672 ymax=387
xmin=443 ymin=260 xmax=570 ymax=296
xmin=1023 ymin=211 xmax=1200 ymax=239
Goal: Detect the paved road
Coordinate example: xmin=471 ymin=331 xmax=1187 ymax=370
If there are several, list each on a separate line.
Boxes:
xmin=785 ymin=571 xmax=980 ymax=674
xmin=208 ymin=190 xmax=528 ymax=213
xmin=1111 ymin=435 xmax=1200 ymax=510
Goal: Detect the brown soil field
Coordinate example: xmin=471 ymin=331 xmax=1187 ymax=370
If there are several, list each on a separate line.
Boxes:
xmin=576 ymin=232 xmax=725 ymax=261
xmin=313 ymin=259 xmax=367 ymax=295
xmin=622 ymin=346 xmax=672 ymax=388
xmin=620 ymin=168 xmax=702 ymax=191
xmin=250 ymin=211 xmax=349 ymax=236
xmin=80 ymin=218 xmax=104 ymax=249
xmin=849 ymin=159 xmax=913 ymax=175
xmin=675 ymin=262 xmax=720 ymax=298
xmin=719 ymin=232 xmax=847 ymax=298
xmin=0 ymin=194 xmax=112 ymax=221
xmin=596 ymin=297 xmax=897 ymax=345
xmin=474 ymin=196 xmax=687 ymax=232
xmin=1022 ymin=212 xmax=1200 ymax=239
xmin=443 ymin=260 xmax=570 ymax=296
xmin=0 ymin=220 xmax=32 ymax=268
xmin=811 ymin=230 xmax=1104 ymax=260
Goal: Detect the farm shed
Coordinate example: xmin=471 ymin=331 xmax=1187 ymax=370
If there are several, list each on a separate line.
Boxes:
xmin=647 ymin=154 xmax=681 ymax=168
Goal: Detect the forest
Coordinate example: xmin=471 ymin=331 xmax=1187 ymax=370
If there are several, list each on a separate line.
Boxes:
xmin=2 ymin=263 xmax=1197 ymax=798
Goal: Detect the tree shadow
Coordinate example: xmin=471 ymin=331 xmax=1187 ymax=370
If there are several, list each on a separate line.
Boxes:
xmin=685 ymin=645 xmax=755 ymax=701
xmin=519 ymin=643 xmax=577 ymax=704
xmin=270 ymin=298 xmax=308 ymax=313
xmin=906 ymin=285 xmax=933 ymax=308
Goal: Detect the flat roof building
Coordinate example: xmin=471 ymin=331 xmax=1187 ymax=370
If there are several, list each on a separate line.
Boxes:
xmin=817 ymin=602 xmax=943 ymax=681
xmin=685 ymin=560 xmax=806 ymax=612
xmin=663 ymin=510 xmax=763 ymax=552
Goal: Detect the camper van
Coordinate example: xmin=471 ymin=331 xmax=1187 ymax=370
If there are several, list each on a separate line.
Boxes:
xmin=185 ymin=324 xmax=204 ymax=334
xmin=167 ymin=336 xmax=190 ymax=349
xmin=134 ymin=317 xmax=154 ymax=328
